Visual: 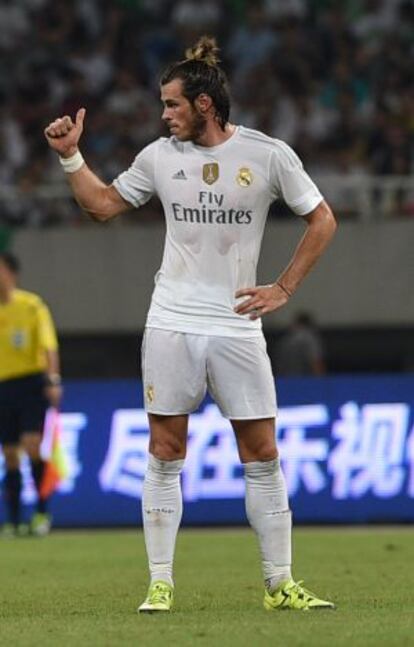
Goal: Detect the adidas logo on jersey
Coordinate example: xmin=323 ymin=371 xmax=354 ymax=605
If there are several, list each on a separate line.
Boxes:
xmin=172 ymin=169 xmax=187 ymax=180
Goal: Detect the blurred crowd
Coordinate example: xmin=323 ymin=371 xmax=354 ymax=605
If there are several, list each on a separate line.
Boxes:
xmin=0 ymin=0 xmax=413 ymax=226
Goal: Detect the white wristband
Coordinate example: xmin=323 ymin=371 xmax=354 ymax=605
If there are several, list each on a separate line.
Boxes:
xmin=59 ymin=150 xmax=85 ymax=173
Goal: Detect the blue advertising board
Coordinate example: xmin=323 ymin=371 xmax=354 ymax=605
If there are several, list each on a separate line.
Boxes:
xmin=1 ymin=376 xmax=414 ymax=526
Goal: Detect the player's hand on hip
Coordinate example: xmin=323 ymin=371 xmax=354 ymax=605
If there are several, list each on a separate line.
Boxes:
xmin=234 ymin=283 xmax=290 ymax=320
xmin=44 ymin=108 xmax=86 ymax=157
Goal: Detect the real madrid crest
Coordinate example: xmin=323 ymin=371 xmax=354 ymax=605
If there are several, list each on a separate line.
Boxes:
xmin=237 ymin=167 xmax=253 ymax=187
xmin=203 ymin=162 xmax=219 ymax=185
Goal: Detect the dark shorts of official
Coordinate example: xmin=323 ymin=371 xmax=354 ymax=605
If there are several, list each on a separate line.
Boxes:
xmin=0 ymin=373 xmax=48 ymax=446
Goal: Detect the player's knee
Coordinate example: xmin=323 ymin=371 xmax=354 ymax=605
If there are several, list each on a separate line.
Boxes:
xmin=2 ymin=446 xmax=20 ymax=470
xmin=254 ymin=447 xmax=278 ymax=462
xmin=21 ymin=434 xmax=42 ymax=460
xmin=149 ymin=437 xmax=186 ymax=461
xmin=240 ymin=440 xmax=278 ymax=463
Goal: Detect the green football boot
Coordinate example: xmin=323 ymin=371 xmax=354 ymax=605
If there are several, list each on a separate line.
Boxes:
xmin=264 ymin=578 xmax=335 ymax=611
xmin=30 ymin=512 xmax=52 ymax=537
xmin=138 ymin=581 xmax=174 ymax=613
xmin=1 ymin=523 xmax=16 ymax=538
xmin=16 ymin=523 xmax=30 ymax=537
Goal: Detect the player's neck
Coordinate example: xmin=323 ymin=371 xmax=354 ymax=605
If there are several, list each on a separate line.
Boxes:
xmin=0 ymin=285 xmax=14 ymax=304
xmin=193 ymin=122 xmax=236 ymax=148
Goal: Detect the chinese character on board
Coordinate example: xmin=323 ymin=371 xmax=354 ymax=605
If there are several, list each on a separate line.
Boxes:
xmin=328 ymin=402 xmax=409 ymax=499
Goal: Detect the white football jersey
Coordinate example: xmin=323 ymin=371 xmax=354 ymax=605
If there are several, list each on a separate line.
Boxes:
xmin=113 ymin=126 xmax=323 ymax=337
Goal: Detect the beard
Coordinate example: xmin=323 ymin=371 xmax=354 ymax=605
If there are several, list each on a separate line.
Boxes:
xmin=189 ymin=108 xmax=208 ymax=141
xmin=176 ymin=107 xmax=207 ymax=142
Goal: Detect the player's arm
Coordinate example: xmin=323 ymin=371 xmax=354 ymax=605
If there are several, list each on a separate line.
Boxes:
xmin=44 ymin=348 xmax=63 ymax=408
xmin=234 ymin=200 xmax=337 ymax=320
xmin=275 ymin=199 xmax=337 ymax=296
xmin=44 ymin=108 xmax=131 ymax=222
xmin=37 ymin=302 xmax=63 ymax=407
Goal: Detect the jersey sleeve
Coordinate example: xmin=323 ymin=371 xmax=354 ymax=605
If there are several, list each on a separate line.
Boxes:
xmin=270 ymin=142 xmax=323 ymax=216
xmin=36 ymin=301 xmax=58 ymax=351
xmin=112 ymin=140 xmax=158 ymax=208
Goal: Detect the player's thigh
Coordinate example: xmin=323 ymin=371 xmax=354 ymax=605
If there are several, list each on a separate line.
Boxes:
xmin=231 ymin=417 xmax=277 ymax=463
xmin=20 ymin=431 xmax=43 ymax=460
xmin=0 ymin=405 xmax=19 ymax=448
xmin=206 ymin=334 xmax=277 ymax=419
xmin=148 ymin=413 xmax=188 ymax=460
xmin=142 ymin=328 xmax=208 ymax=415
xmin=18 ymin=374 xmax=48 ymax=436
xmin=0 ymin=383 xmax=20 ymax=448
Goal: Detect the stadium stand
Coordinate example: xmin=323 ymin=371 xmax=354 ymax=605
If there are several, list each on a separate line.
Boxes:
xmin=0 ymin=0 xmax=413 ymax=226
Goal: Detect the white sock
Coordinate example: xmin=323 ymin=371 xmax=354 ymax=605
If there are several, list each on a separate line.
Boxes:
xmin=244 ymin=458 xmax=292 ymax=591
xmin=142 ymin=454 xmax=184 ymax=587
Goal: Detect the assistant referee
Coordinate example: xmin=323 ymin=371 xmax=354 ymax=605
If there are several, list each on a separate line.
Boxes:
xmin=0 ymin=252 xmax=62 ymax=537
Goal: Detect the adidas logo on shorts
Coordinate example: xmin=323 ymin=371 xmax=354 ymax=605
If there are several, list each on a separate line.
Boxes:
xmin=172 ymin=169 xmax=187 ymax=180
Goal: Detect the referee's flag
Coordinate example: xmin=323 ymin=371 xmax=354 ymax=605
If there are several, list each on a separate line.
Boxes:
xmin=40 ymin=408 xmax=68 ymax=499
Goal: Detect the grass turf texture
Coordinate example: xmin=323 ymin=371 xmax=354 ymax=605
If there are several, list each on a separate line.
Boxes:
xmin=0 ymin=528 xmax=413 ymax=647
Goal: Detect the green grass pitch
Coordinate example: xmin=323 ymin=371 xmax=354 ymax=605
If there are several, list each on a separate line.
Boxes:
xmin=1 ymin=527 xmax=413 ymax=646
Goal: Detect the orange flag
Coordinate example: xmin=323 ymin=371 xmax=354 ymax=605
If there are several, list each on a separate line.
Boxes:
xmin=40 ymin=408 xmax=68 ymax=499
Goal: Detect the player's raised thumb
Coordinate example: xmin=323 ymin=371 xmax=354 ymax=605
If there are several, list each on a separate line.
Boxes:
xmin=76 ymin=107 xmax=86 ymax=128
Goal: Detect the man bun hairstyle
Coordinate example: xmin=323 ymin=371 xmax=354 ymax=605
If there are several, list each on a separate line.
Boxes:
xmin=160 ymin=36 xmax=230 ymax=130
xmin=185 ymin=36 xmax=220 ymax=66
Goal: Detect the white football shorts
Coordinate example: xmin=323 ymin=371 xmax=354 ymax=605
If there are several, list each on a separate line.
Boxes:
xmin=141 ymin=328 xmax=277 ymax=419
